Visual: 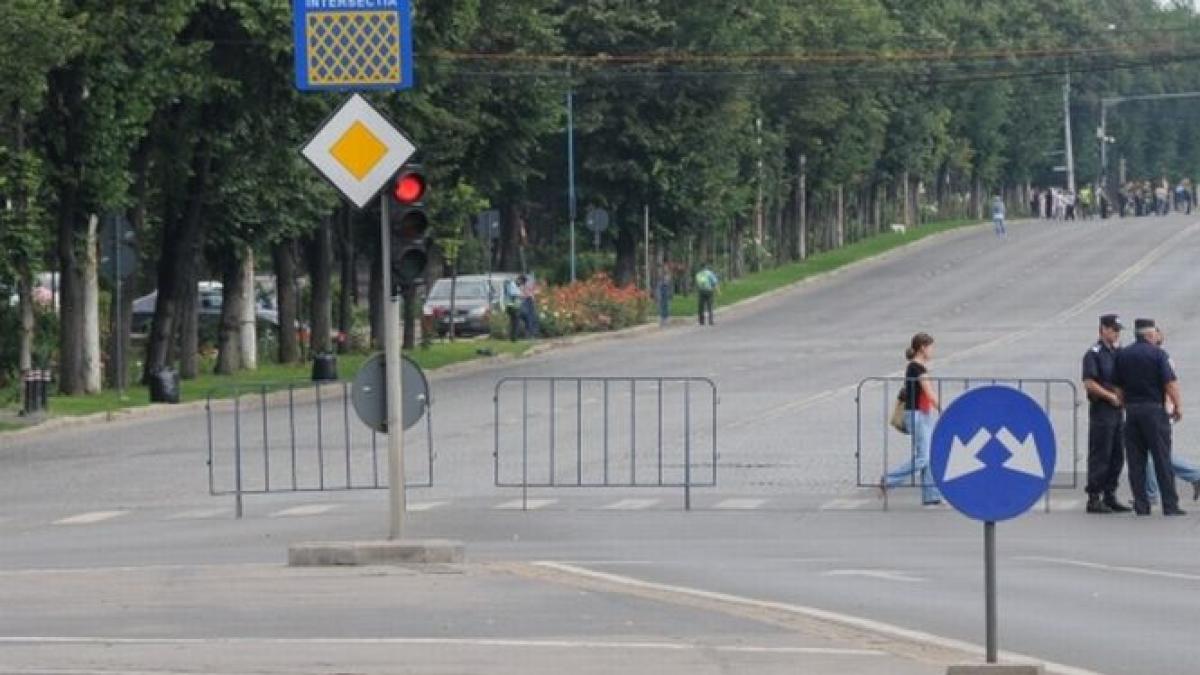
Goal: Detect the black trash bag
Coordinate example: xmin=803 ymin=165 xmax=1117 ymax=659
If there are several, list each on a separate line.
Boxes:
xmin=311 ymin=353 xmax=338 ymax=382
xmin=149 ymin=368 xmax=181 ymax=404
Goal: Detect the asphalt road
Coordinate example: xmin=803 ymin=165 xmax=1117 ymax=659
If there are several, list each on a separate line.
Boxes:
xmin=5 ymin=214 xmax=1200 ymax=675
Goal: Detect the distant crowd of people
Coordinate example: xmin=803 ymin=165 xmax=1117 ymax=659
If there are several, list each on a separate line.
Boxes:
xmin=1028 ymin=179 xmax=1196 ymax=221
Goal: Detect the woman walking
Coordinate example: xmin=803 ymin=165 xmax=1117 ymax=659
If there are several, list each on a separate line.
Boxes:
xmin=881 ymin=333 xmax=943 ymax=505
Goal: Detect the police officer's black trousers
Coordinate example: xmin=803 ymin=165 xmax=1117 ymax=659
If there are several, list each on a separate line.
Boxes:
xmin=1125 ymin=404 xmax=1178 ymax=512
xmin=1086 ymin=415 xmax=1124 ymax=496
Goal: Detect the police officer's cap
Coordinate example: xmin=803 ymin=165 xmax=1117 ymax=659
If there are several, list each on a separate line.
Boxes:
xmin=1134 ymin=318 xmax=1157 ymax=331
xmin=1099 ymin=314 xmax=1123 ymax=330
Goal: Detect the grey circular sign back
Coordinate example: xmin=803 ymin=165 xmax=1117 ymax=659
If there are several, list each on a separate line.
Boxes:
xmin=100 ymin=213 xmax=137 ymax=280
xmin=351 ymin=354 xmax=429 ymax=433
xmin=585 ymin=208 xmax=610 ymax=233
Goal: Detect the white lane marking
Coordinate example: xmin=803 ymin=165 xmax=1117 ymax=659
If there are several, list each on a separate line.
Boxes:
xmin=1018 ymin=556 xmax=1200 ymax=583
xmin=822 ymin=569 xmax=926 ymax=583
xmin=52 ymin=511 xmax=129 ymax=526
xmin=535 ymin=561 xmax=1104 ymax=675
xmin=713 ymin=498 xmax=766 ymax=510
xmin=495 ymin=499 xmax=557 ymax=510
xmin=820 ymin=498 xmax=872 ymax=511
xmin=407 ymin=501 xmax=448 ymax=512
xmin=165 ymin=508 xmax=228 ymax=521
xmin=0 ymin=636 xmax=883 ymax=656
xmin=602 ymin=499 xmax=660 ymax=511
xmin=269 ymin=504 xmax=343 ymax=518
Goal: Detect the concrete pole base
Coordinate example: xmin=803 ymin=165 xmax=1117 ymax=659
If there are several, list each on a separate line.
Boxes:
xmin=288 ymin=540 xmax=464 ymax=566
xmin=947 ymin=665 xmax=1044 ymax=675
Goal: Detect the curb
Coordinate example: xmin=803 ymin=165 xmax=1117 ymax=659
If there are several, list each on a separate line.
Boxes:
xmin=3 ymin=219 xmax=984 ymax=440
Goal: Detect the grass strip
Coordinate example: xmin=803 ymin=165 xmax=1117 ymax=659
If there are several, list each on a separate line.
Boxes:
xmin=36 ymin=338 xmax=533 ymax=420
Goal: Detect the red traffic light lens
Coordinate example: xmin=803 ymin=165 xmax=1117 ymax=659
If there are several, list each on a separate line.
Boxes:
xmin=394 ymin=172 xmax=426 ymax=204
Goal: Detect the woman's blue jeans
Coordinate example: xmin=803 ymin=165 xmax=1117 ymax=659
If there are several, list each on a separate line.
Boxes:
xmin=884 ymin=410 xmax=942 ymax=503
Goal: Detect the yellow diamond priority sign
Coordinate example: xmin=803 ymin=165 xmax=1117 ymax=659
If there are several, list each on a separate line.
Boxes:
xmin=302 ymin=94 xmax=417 ymax=209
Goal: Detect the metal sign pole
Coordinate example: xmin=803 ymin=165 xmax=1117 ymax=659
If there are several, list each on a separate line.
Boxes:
xmin=381 ymin=194 xmax=407 ymax=539
xmin=114 ymin=225 xmax=124 ymax=399
xmin=567 ymin=84 xmax=578 ymax=283
xmin=985 ymin=520 xmax=998 ymax=663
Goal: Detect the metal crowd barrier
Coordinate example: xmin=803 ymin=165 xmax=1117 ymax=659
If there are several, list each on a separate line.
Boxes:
xmin=494 ymin=377 xmax=718 ymax=510
xmin=855 ymin=376 xmax=1080 ymax=511
xmin=205 ymin=381 xmax=434 ymax=518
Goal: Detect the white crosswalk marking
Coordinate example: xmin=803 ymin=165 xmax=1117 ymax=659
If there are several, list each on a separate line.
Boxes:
xmin=1048 ymin=499 xmax=1080 ymax=511
xmin=602 ymin=499 xmax=660 ymax=511
xmin=713 ymin=499 xmax=767 ymax=510
xmin=269 ymin=504 xmax=343 ymax=518
xmin=53 ymin=510 xmax=129 ymax=525
xmin=166 ymin=508 xmax=229 ymax=520
xmin=407 ymin=501 xmax=448 ymax=512
xmin=495 ymin=499 xmax=557 ymax=510
xmin=820 ymin=498 xmax=873 ymax=511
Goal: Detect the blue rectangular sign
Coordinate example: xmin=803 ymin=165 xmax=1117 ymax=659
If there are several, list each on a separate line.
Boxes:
xmin=293 ymin=0 xmax=414 ymax=92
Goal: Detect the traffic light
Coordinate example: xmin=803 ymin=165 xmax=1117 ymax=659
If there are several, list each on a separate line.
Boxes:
xmin=389 ymin=164 xmax=430 ymax=293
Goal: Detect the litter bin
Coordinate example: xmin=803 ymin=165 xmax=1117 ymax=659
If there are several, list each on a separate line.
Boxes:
xmin=149 ymin=368 xmax=181 ymax=404
xmin=311 ymin=353 xmax=338 ymax=382
xmin=22 ymin=370 xmax=50 ymax=415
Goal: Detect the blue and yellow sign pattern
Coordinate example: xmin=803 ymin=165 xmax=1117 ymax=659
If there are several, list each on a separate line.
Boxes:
xmin=294 ymin=0 xmax=414 ymax=92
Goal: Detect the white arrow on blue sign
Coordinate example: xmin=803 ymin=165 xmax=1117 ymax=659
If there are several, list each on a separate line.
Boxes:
xmin=930 ymin=386 xmax=1057 ymax=522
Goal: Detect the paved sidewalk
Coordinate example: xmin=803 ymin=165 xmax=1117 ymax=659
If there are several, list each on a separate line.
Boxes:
xmin=0 ymin=561 xmax=947 ymax=675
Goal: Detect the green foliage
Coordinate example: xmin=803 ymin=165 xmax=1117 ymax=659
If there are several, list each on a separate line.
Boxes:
xmin=13 ymin=0 xmax=1200 ymax=394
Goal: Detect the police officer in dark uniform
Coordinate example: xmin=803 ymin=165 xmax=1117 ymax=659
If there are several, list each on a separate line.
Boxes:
xmin=1113 ymin=318 xmax=1186 ymax=516
xmin=1082 ymin=314 xmax=1131 ymax=513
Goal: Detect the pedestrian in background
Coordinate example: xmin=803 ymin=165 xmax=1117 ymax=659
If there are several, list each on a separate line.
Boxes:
xmin=880 ymin=333 xmax=943 ymax=506
xmin=656 ymin=265 xmax=673 ymax=328
xmin=1113 ymin=318 xmax=1186 ymax=516
xmin=1082 ymin=314 xmax=1131 ymax=514
xmin=991 ymin=194 xmax=1007 ymax=238
xmin=694 ymin=262 xmax=718 ymax=326
xmin=519 ymin=274 xmax=540 ymax=339
xmin=504 ymin=276 xmax=523 ymax=341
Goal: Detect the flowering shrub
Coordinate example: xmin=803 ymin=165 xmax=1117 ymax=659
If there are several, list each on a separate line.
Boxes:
xmin=489 ymin=273 xmax=651 ymax=339
xmin=539 ymin=273 xmax=651 ymax=337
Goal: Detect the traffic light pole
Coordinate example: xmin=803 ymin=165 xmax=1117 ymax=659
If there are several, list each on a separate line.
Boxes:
xmin=380 ymin=194 xmax=407 ymax=539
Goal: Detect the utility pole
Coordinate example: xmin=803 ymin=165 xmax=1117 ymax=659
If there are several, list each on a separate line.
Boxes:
xmin=1063 ymin=74 xmax=1077 ymax=194
xmin=566 ymin=72 xmax=578 ymax=283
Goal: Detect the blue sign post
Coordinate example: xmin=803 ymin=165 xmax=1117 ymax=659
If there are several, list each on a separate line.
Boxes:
xmin=293 ymin=0 xmax=415 ymax=92
xmin=930 ymin=385 xmax=1056 ymax=666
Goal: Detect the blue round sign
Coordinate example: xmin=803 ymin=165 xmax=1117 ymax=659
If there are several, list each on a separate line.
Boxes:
xmin=930 ymin=386 xmax=1056 ymax=522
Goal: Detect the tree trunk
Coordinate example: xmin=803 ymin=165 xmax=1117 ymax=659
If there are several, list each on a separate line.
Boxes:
xmin=368 ymin=243 xmax=383 ymax=350
xmin=401 ymin=283 xmax=416 ymax=350
xmin=239 ymin=249 xmax=257 ymax=370
xmin=57 ymin=180 xmax=85 ymax=394
xmin=144 ymin=139 xmax=213 ymax=383
xmin=338 ymin=207 xmax=354 ymax=353
xmin=498 ymin=203 xmax=523 ymax=272
xmin=178 ymin=275 xmax=199 ymax=379
xmin=13 ymin=105 xmax=34 ymax=375
xmin=798 ymin=156 xmax=808 ymax=260
xmin=614 ymin=219 xmax=637 ymax=286
xmin=83 ymin=214 xmax=102 ymax=393
xmin=835 ymin=185 xmax=846 ymax=249
xmin=307 ymin=214 xmax=334 ymax=355
xmin=215 ymin=252 xmax=245 ymax=375
xmin=18 ymin=270 xmax=34 ymax=373
xmin=273 ymin=240 xmax=300 ymax=364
